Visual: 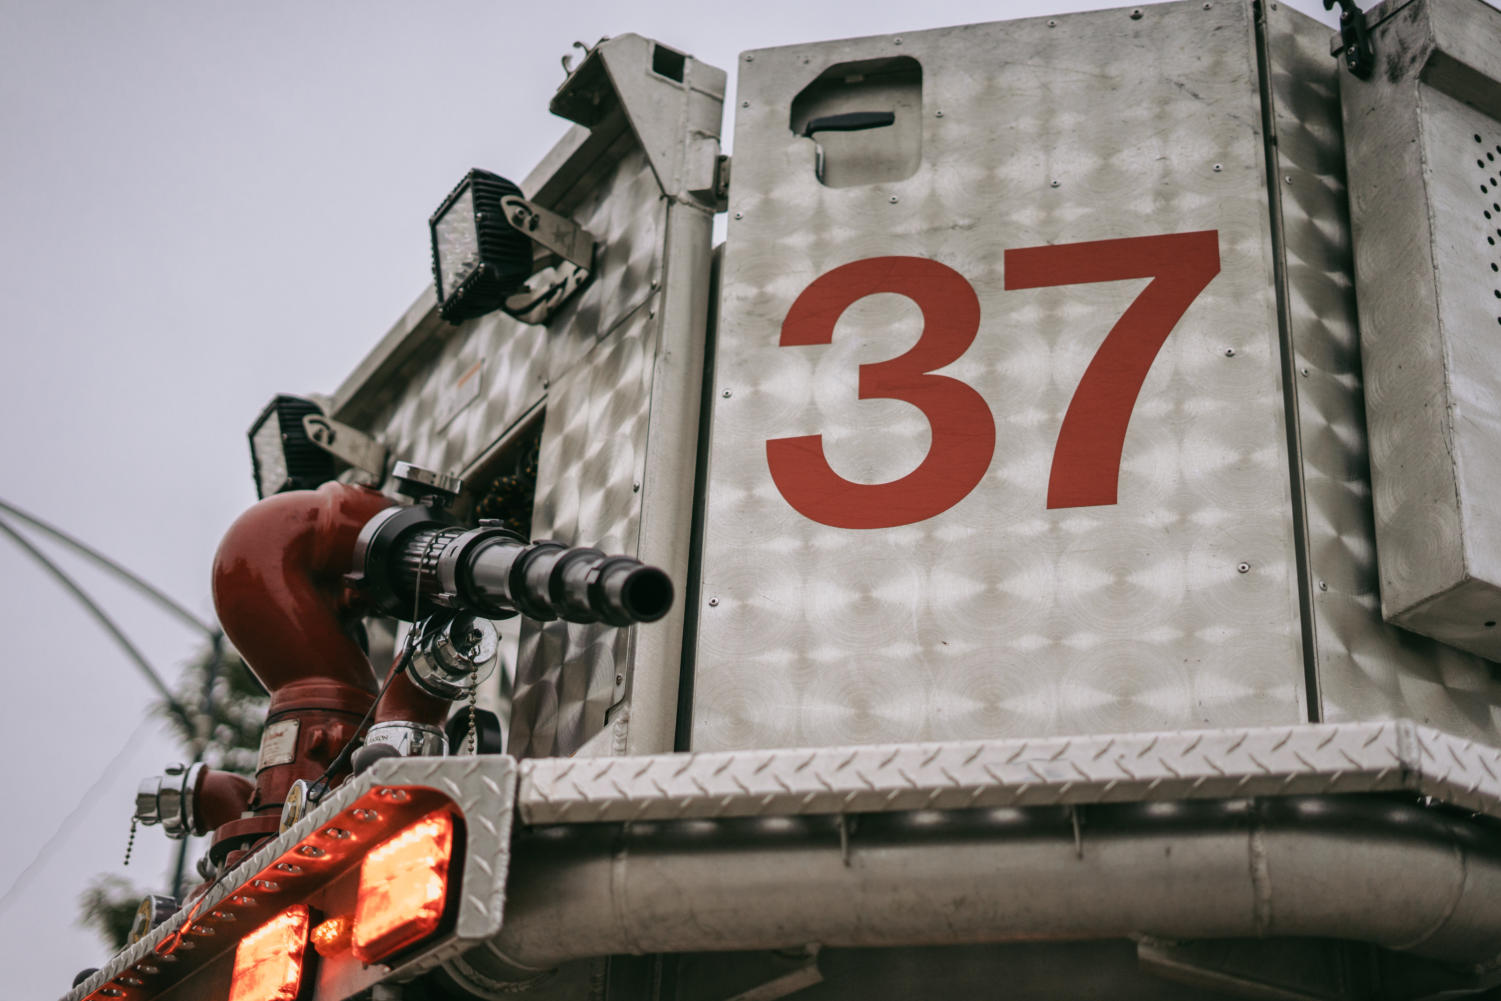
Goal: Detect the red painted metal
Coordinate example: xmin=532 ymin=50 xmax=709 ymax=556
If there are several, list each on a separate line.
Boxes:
xmin=374 ymin=669 xmax=452 ymax=729
xmin=211 ymin=482 xmax=394 ymax=851
xmin=193 ymin=769 xmax=255 ymax=835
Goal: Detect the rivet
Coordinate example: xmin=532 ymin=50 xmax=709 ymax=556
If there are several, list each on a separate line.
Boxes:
xmin=1301 ymin=367 xmax=1310 ymax=376
xmin=723 ymin=389 xmax=732 ymax=398
xmin=542 ymin=378 xmax=550 ymax=389
xmin=894 ymin=36 xmax=903 ymax=44
xmin=708 ymin=597 xmax=720 ymax=607
xmin=1050 ymin=179 xmax=1061 ymax=188
xmin=1204 ymin=2 xmax=1212 ymax=8
xmin=1319 ymin=580 xmax=1328 ymax=591
xmin=741 ymin=100 xmax=750 ymax=108
xmin=745 ymin=54 xmax=754 ymax=61
xmin=734 ymin=212 xmax=743 ymax=219
xmin=1131 ymin=8 xmax=1143 ymax=18
xmin=1213 ymin=163 xmax=1223 ymax=172
xmin=1048 ymin=18 xmax=1057 ymax=26
xmin=889 ymin=195 xmax=899 ymax=203
xmin=935 ymin=110 xmax=944 ymax=117
xmin=1237 ymin=562 xmax=1251 ymax=574
xmin=1224 ymin=348 xmax=1235 ymax=357
xmin=1284 ymin=175 xmax=1293 ymax=184
xmin=615 ymin=674 xmax=624 ymax=685
xmin=632 ymin=481 xmax=641 ymax=492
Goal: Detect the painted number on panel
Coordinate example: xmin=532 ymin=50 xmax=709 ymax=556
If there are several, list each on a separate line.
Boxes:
xmin=765 ymin=257 xmax=995 ymax=530
xmin=1005 ymin=231 xmax=1221 ymax=509
xmin=768 ymin=231 xmax=1220 ymax=526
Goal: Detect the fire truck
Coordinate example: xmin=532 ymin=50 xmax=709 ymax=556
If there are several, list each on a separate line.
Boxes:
xmin=65 ymin=0 xmax=1501 ymax=998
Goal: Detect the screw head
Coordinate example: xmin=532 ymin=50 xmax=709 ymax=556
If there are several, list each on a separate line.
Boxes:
xmin=1237 ymin=562 xmax=1251 ymax=574
xmin=708 ymin=597 xmax=719 ymax=607
xmin=935 ymin=110 xmax=944 ymax=117
xmin=734 ymin=212 xmax=743 ymax=219
xmin=741 ymin=100 xmax=750 ymax=108
xmin=1213 ymin=163 xmax=1223 ymax=172
xmin=1224 ymin=348 xmax=1235 ymax=357
xmin=615 ymin=674 xmax=624 ymax=685
xmin=1318 ymin=580 xmax=1328 ymax=591
xmin=890 ymin=195 xmax=900 ymax=203
xmin=1050 ymin=179 xmax=1061 ymax=188
xmin=723 ymin=389 xmax=732 ymax=398
xmin=1131 ymin=8 xmax=1143 ymax=18
xmin=1048 ymin=18 xmax=1057 ymax=26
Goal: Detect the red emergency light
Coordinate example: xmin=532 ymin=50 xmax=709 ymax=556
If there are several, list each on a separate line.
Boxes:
xmin=351 ymin=811 xmax=456 ymax=963
xmin=227 ymin=905 xmax=311 ymax=1001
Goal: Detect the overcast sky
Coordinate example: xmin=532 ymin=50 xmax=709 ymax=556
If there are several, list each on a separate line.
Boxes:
xmin=0 ymin=0 xmax=1360 ymax=995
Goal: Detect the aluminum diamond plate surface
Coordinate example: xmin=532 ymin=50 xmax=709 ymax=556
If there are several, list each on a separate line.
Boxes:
xmin=694 ymin=2 xmax=1306 ymax=751
xmin=516 ymin=720 xmax=1501 ymax=824
xmin=1262 ymin=5 xmax=1501 ymax=740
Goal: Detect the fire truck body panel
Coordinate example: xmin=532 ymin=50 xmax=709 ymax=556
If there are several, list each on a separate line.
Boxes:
xmin=65 ymin=2 xmax=1501 ymax=999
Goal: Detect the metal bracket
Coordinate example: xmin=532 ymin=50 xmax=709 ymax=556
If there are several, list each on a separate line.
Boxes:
xmin=302 ymin=413 xmax=388 ymax=481
xmin=493 ymin=195 xmax=597 ymax=326
xmin=500 ymin=195 xmax=596 ymax=272
xmin=1324 ymin=0 xmax=1374 ymax=79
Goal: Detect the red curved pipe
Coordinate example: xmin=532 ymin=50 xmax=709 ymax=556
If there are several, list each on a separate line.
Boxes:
xmin=210 ymin=481 xmax=394 ymax=847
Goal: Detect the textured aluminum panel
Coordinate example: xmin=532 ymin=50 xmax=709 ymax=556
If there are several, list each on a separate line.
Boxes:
xmin=1262 ymin=4 xmax=1501 ymax=739
xmin=694 ymin=2 xmax=1305 ymax=752
xmin=510 ymin=303 xmax=658 ymax=758
xmin=65 ymin=755 xmax=517 ymax=1001
xmin=517 ymin=720 xmax=1501 ymax=824
xmin=354 ymin=145 xmax=664 ymax=481
xmin=1339 ymin=0 xmax=1501 ymax=660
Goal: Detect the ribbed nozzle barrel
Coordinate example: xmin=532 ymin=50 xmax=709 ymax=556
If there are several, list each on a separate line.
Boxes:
xmin=356 ymin=509 xmax=674 ymax=627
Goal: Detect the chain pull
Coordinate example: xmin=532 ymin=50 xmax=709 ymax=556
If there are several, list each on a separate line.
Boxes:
xmin=123 ymin=817 xmax=137 ymax=867
xmin=465 ymin=687 xmax=479 ymax=755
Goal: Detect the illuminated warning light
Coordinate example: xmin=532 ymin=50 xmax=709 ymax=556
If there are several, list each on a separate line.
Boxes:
xmin=351 ymin=811 xmax=455 ymax=963
xmin=310 ymin=915 xmax=351 ymax=957
xmin=228 ymin=905 xmax=310 ymax=1001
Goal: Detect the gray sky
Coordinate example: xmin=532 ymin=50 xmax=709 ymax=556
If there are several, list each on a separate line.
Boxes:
xmin=0 ymin=0 xmax=1349 ymax=994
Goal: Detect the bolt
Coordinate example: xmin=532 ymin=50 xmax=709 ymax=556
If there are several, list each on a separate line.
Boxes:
xmin=1318 ymin=580 xmax=1328 ymax=591
xmin=1213 ymin=163 xmax=1223 ymax=172
xmin=708 ymin=597 xmax=719 ymax=607
xmin=723 ymin=389 xmax=733 ymax=398
xmin=1237 ymin=562 xmax=1251 ymax=574
xmin=1224 ymin=348 xmax=1235 ymax=357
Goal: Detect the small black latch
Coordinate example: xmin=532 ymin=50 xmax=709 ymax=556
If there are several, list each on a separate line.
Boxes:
xmin=802 ymin=111 xmax=896 ymax=137
xmin=1323 ymin=0 xmax=1374 ymax=80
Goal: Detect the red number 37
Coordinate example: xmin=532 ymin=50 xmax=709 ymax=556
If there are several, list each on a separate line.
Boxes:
xmin=766 ymin=231 xmax=1221 ymax=529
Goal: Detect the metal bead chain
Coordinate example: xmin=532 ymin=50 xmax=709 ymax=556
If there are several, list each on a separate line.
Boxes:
xmin=123 ymin=817 xmax=137 ymax=867
xmin=465 ymin=687 xmax=479 ymax=755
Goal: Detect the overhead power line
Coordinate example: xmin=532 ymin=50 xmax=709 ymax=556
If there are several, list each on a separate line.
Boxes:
xmin=0 ymin=496 xmax=218 ymax=638
xmin=0 ymin=515 xmax=195 ymax=730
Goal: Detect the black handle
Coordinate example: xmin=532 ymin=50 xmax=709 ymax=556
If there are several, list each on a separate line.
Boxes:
xmin=802 ymin=111 xmax=896 ymax=137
